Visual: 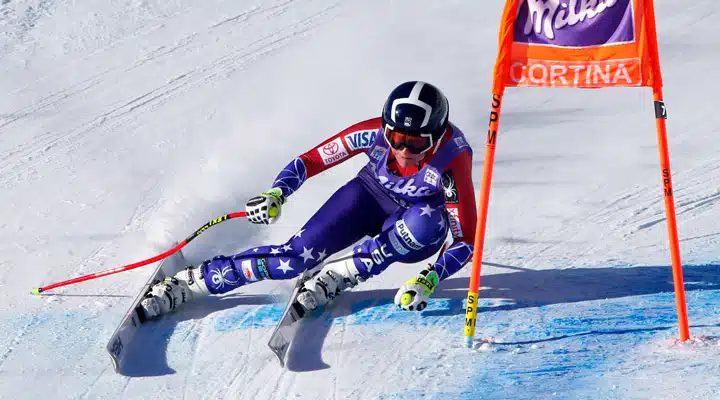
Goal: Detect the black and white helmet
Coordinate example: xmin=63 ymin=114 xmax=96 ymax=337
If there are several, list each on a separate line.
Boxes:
xmin=381 ymin=81 xmax=449 ymax=140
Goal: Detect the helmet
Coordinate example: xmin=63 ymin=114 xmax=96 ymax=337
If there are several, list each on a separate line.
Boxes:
xmin=381 ymin=81 xmax=449 ymax=154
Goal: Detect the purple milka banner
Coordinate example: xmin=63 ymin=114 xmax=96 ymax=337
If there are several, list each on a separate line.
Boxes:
xmin=514 ymin=0 xmax=635 ymax=47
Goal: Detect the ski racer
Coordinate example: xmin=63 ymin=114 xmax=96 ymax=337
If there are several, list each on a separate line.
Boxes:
xmin=140 ymin=81 xmax=477 ymax=320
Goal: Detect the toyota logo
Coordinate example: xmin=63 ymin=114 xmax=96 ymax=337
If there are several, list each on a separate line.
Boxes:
xmin=322 ymin=142 xmax=339 ymax=155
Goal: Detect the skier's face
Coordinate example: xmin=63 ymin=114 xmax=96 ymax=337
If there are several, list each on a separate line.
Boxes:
xmin=391 ymin=146 xmax=424 ymax=167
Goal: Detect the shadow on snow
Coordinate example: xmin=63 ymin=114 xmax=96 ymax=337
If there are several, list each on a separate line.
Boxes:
xmin=118 ymin=293 xmax=276 ymax=377
xmin=288 ymin=262 xmax=720 ymax=371
xmin=118 ymin=263 xmax=720 ymax=375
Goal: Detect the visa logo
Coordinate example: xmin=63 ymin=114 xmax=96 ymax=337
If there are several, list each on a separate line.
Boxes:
xmin=344 ymin=130 xmax=378 ymax=151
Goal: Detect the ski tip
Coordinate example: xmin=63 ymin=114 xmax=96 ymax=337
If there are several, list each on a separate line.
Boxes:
xmin=31 ymin=288 xmax=41 ymax=296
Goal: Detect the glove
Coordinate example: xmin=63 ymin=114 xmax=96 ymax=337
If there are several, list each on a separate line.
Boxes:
xmin=394 ymin=266 xmax=439 ymax=311
xmin=245 ymin=188 xmax=286 ymax=225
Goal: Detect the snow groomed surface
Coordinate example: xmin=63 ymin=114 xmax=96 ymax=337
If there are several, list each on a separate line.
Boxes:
xmin=1 ymin=0 xmax=719 ymax=399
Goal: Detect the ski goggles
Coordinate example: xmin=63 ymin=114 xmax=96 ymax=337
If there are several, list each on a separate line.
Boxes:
xmin=383 ymin=125 xmax=434 ymax=155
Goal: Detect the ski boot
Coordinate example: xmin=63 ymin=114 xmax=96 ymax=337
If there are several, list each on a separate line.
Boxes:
xmin=138 ymin=266 xmax=210 ymax=321
xmin=296 ymin=258 xmax=363 ymax=311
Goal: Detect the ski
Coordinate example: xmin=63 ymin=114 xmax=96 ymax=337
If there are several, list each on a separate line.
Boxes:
xmin=106 ymin=246 xmax=187 ymax=373
xmin=267 ymin=265 xmax=321 ymax=367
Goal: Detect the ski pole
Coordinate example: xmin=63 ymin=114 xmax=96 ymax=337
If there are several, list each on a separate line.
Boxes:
xmin=31 ymin=212 xmax=247 ymax=295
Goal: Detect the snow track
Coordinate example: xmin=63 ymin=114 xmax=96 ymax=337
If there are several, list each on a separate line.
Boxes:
xmin=1 ymin=0 xmax=719 ymax=399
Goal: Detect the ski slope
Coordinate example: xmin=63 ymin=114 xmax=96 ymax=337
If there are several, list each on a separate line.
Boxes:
xmin=1 ymin=0 xmax=719 ymax=398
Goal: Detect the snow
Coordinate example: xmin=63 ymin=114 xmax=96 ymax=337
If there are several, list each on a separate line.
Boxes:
xmin=1 ymin=0 xmax=719 ymax=399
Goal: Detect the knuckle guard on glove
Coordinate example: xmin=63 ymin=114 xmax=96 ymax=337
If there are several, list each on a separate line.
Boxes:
xmin=245 ymin=189 xmax=285 ymax=225
xmin=394 ymin=267 xmax=439 ymax=311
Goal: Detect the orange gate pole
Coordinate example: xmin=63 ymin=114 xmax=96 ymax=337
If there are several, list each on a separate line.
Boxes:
xmin=645 ymin=0 xmax=690 ymax=341
xmin=651 ymin=90 xmax=690 ymax=341
xmin=463 ymin=0 xmax=518 ymax=347
xmin=463 ymin=92 xmax=504 ymax=347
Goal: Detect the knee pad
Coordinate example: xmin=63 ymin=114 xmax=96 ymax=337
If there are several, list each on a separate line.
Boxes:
xmin=394 ymin=203 xmax=448 ymax=251
xmin=202 ymin=256 xmax=246 ymax=294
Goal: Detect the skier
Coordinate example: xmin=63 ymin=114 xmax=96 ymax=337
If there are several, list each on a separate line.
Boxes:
xmin=140 ymin=81 xmax=477 ymax=320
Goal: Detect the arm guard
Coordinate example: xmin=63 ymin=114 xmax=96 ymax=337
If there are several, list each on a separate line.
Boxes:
xmin=271 ymin=157 xmax=307 ymax=199
xmin=432 ymin=241 xmax=474 ymax=281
